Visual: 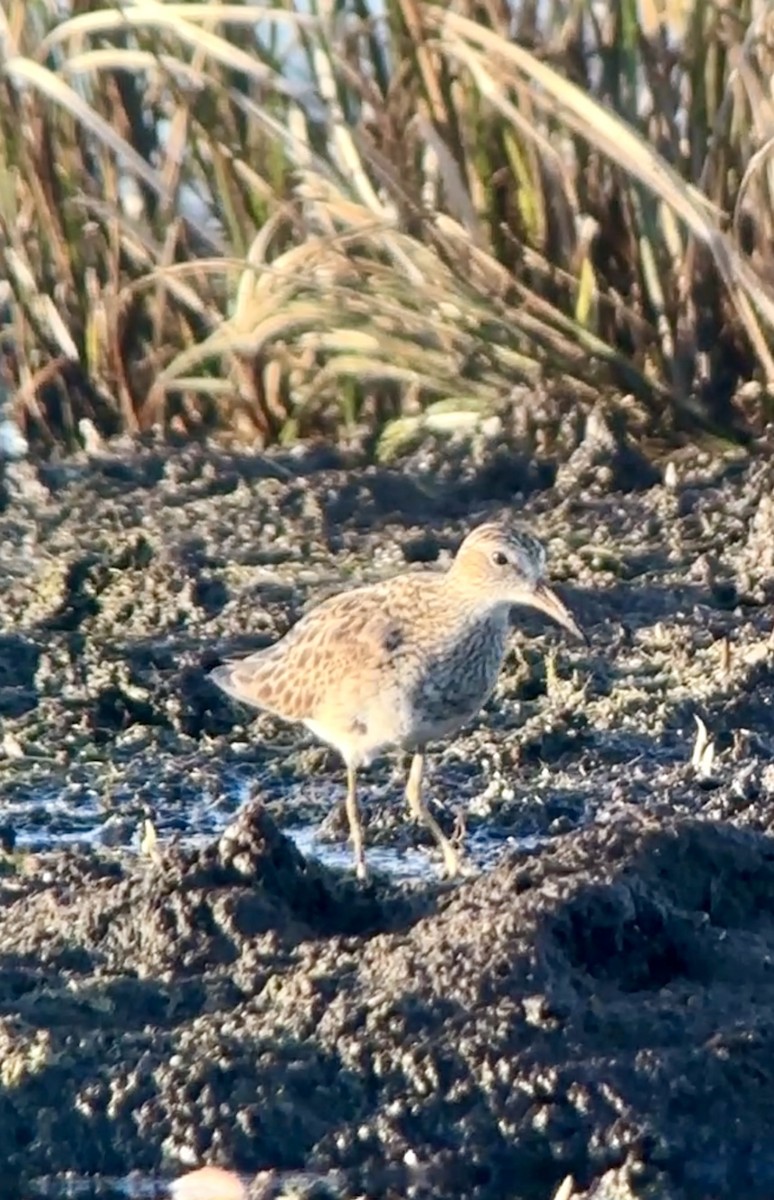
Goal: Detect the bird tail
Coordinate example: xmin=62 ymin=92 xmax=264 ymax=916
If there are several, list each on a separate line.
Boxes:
xmin=209 ymin=651 xmax=286 ymax=716
xmin=209 ymin=663 xmax=243 ymax=702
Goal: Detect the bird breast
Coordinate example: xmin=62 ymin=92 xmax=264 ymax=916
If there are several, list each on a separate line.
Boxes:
xmin=405 ymin=613 xmax=510 ymax=740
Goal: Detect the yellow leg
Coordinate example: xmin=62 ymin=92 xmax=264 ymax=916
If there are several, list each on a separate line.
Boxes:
xmin=345 ymin=765 xmax=368 ymax=881
xmin=405 ymin=750 xmax=461 ymax=878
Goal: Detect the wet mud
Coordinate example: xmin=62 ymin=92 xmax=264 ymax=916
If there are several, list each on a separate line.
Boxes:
xmin=2 ymin=423 xmax=774 ymax=1198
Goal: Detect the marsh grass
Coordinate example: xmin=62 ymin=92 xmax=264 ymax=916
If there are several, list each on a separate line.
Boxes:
xmin=1 ymin=0 xmax=773 ymax=454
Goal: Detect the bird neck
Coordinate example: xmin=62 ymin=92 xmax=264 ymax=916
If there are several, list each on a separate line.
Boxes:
xmin=442 ymin=571 xmax=512 ymax=628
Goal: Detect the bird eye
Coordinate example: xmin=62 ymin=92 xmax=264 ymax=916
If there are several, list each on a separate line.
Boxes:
xmin=491 ymin=550 xmax=508 ymax=566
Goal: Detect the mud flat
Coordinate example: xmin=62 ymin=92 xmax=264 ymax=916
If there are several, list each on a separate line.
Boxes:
xmin=2 ymin=427 xmax=774 ymax=1198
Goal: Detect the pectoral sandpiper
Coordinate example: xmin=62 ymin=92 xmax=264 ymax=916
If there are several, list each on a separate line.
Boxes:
xmin=211 ymin=521 xmax=585 ymax=881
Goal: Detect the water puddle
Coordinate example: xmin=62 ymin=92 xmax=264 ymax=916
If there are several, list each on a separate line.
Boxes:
xmin=291 ymin=818 xmax=542 ymax=879
xmin=3 ymin=785 xmax=108 ymax=851
xmin=1 ymin=774 xmax=543 ymax=882
xmin=28 ymin=1164 xmax=344 ymax=1199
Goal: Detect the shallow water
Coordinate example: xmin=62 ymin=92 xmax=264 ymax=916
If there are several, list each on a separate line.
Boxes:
xmin=28 ymin=1166 xmax=341 ymax=1199
xmin=2 ymin=785 xmax=107 ymax=850
xmin=2 ymin=771 xmax=541 ymax=880
xmin=291 ymin=816 xmax=543 ymax=879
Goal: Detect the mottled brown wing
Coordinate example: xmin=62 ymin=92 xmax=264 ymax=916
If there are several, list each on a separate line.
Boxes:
xmin=209 ymin=581 xmax=403 ymax=723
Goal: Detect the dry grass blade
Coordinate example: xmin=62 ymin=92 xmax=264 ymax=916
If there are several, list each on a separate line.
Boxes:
xmin=429 ymin=8 xmax=774 ymax=380
xmin=38 ymin=3 xmax=316 ymax=48
xmin=61 ymin=48 xmax=212 ymax=86
xmin=3 ymin=57 xmax=170 ymax=201
xmin=39 ymin=4 xmax=316 ymax=97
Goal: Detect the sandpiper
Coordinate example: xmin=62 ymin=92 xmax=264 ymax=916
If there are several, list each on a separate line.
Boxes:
xmin=211 ymin=521 xmax=585 ymax=881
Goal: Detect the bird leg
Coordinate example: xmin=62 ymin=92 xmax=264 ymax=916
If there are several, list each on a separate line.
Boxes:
xmin=345 ymin=764 xmax=368 ymax=881
xmin=405 ymin=750 xmax=461 ymax=878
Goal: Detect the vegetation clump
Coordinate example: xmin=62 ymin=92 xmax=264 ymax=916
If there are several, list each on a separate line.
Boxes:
xmin=1 ymin=0 xmax=773 ymax=454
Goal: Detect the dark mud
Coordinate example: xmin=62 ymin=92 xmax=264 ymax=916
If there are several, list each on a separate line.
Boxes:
xmin=2 ymin=423 xmax=774 ymax=1198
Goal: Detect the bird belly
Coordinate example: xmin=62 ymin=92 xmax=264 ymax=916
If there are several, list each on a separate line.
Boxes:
xmin=305 ymin=684 xmax=415 ymax=769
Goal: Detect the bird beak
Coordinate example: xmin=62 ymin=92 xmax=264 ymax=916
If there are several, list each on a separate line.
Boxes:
xmin=530 ymin=582 xmax=588 ymax=645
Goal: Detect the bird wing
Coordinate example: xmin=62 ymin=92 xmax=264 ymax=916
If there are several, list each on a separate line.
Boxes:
xmin=210 ymin=580 xmax=409 ymax=724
